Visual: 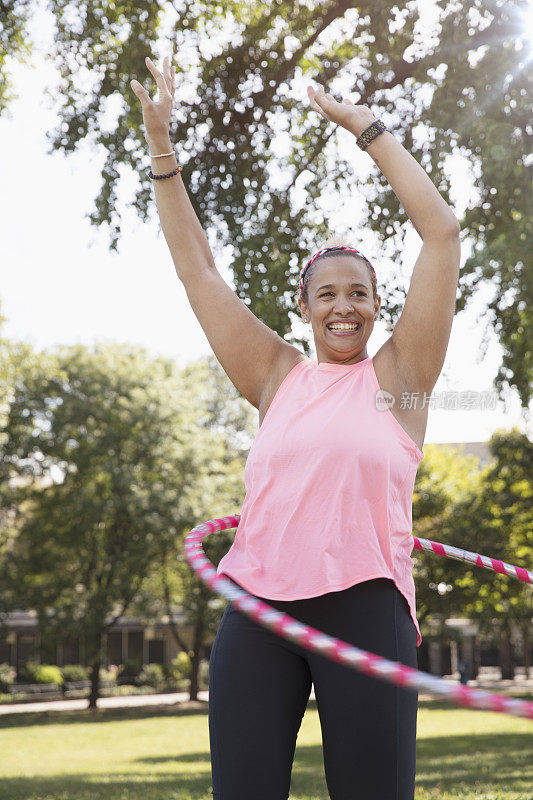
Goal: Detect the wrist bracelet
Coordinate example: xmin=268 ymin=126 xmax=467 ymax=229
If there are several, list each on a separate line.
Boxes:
xmin=149 ymin=166 xmax=183 ymax=180
xmin=150 ymin=150 xmax=175 ymax=158
xmin=356 ymin=120 xmax=387 ymax=151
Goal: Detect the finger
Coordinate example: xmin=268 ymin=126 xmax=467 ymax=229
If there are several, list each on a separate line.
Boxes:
xmin=310 ymin=101 xmax=329 ymax=121
xmin=308 ymin=86 xmax=325 ymax=109
xmin=308 ymin=86 xmax=323 ymax=105
xmin=307 ymin=87 xmax=329 ymax=120
xmin=163 ymin=56 xmax=175 ymax=94
xmin=146 ymin=55 xmax=169 ymax=94
xmin=314 ymin=84 xmax=334 ymax=103
xmin=145 ymin=56 xmax=171 ymax=97
xmin=162 ymin=55 xmax=171 ymax=91
xmin=130 ymin=78 xmax=151 ymax=106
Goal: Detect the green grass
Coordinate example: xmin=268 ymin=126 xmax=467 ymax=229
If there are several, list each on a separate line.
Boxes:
xmin=0 ymin=697 xmax=531 ymax=799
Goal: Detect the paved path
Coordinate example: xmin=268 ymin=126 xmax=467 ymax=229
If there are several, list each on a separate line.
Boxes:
xmin=0 ymin=690 xmax=209 ymax=715
xmin=1 ymin=675 xmax=531 ymax=716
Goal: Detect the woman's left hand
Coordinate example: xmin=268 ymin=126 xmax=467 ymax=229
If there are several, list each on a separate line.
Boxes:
xmin=307 ymin=84 xmax=377 ymax=137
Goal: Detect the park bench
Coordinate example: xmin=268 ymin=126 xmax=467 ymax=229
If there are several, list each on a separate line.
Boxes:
xmin=8 ymin=683 xmax=62 ymax=696
xmin=63 ymin=679 xmax=114 ymax=692
xmin=63 ymin=680 xmax=91 ymax=691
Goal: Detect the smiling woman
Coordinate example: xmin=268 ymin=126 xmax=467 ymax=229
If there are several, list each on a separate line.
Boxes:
xmin=297 ymin=243 xmax=380 ymax=366
xmin=131 ymin=54 xmax=461 ymax=800
xmin=299 ymin=259 xmax=379 ymax=365
xmin=207 ymin=84 xmax=461 ymax=799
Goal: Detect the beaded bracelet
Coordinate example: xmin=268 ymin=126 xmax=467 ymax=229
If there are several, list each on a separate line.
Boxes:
xmin=149 ymin=166 xmax=183 ymax=180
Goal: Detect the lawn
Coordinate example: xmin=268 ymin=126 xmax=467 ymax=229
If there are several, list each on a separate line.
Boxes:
xmin=0 ymin=697 xmax=531 ymax=800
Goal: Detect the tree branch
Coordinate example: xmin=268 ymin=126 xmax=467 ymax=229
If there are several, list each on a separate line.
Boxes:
xmin=282 ymin=10 xmax=519 ymax=194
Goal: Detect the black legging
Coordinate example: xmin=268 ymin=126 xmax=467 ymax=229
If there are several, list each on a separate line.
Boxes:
xmin=208 ymin=577 xmax=418 ymax=799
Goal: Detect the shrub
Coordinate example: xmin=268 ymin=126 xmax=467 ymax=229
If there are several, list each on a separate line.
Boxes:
xmin=161 ymin=662 xmax=173 ymax=681
xmin=136 ymin=663 xmax=165 ymax=689
xmin=121 ymin=658 xmax=142 ymax=679
xmin=172 ymin=651 xmax=192 ymax=679
xmin=0 ymin=663 xmax=16 ymax=692
xmin=19 ymin=661 xmax=62 ymax=686
xmin=18 ymin=661 xmax=39 ymax=682
xmin=61 ymin=664 xmax=89 ymax=683
xmin=199 ymin=658 xmax=210 ymax=688
xmin=99 ymin=664 xmax=119 ymax=684
xmin=33 ymin=665 xmax=63 ymax=686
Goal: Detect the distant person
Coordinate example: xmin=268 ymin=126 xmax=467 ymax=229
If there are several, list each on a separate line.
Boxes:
xmin=131 ymin=54 xmax=461 ymax=800
xmin=459 ymin=659 xmax=470 ymax=685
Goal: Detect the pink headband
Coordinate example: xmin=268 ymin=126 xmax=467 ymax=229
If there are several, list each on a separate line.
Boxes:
xmin=299 ymin=245 xmax=376 ymax=296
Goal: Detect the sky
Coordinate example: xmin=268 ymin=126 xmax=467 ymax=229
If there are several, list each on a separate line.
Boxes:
xmin=0 ymin=1 xmax=530 ymax=446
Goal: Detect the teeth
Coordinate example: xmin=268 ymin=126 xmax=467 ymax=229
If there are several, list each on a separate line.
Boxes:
xmin=328 ymin=324 xmax=359 ymax=330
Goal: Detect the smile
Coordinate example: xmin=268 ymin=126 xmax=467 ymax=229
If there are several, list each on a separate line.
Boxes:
xmin=326 ymin=323 xmax=361 ymax=336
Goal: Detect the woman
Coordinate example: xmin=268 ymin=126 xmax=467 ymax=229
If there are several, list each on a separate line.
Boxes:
xmin=131 ymin=55 xmax=461 ymax=799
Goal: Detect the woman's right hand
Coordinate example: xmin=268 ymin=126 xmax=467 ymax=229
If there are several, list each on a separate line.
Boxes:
xmin=130 ymin=55 xmax=175 ymax=146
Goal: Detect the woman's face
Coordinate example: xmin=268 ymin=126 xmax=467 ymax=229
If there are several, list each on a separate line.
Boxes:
xmin=298 ymin=256 xmax=381 ymax=365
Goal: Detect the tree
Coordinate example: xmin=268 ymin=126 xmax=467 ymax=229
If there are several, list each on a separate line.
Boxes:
xmin=0 ymin=341 xmax=207 ymax=708
xmin=412 ymin=441 xmax=487 ymax=637
xmin=0 ymin=0 xmax=34 ymax=114
xmin=0 ymin=305 xmax=56 ymax=630
xmin=2 ymin=0 xmax=524 ymax=404
xmin=416 ymin=3 xmax=532 ymax=409
xmin=177 ymin=354 xmax=257 ymax=699
xmin=412 ymin=430 xmax=533 ymax=678
xmin=447 ymin=429 xmax=533 ymax=678
xmin=131 ymin=354 xmax=257 ymax=700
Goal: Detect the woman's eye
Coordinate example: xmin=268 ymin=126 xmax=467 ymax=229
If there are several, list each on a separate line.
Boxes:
xmin=320 ymin=291 xmax=365 ymax=297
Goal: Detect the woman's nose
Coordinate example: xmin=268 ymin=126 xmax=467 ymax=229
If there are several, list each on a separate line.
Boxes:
xmin=334 ymin=300 xmax=355 ymax=313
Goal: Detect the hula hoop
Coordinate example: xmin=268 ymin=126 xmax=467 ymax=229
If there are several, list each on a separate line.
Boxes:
xmin=184 ymin=515 xmax=533 ymax=720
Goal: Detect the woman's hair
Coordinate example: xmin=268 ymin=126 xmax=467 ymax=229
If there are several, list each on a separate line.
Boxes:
xmin=299 ymin=240 xmax=378 ymax=306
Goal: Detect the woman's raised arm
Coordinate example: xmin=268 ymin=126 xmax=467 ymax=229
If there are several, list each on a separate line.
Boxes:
xmin=130 ymin=55 xmax=216 ymax=280
xmin=130 ymin=55 xmax=302 ymax=412
xmin=308 ymin=84 xmax=461 ymax=394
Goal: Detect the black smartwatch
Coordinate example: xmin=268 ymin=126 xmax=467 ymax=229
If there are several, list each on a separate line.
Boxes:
xmin=356 ymin=120 xmax=387 ymax=151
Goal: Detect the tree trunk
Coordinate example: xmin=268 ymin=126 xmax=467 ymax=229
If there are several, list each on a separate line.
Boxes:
xmin=522 ymin=622 xmax=531 ymax=679
xmin=88 ymin=655 xmax=101 ymax=709
xmin=189 ymin=649 xmax=200 ymax=702
xmin=189 ymin=615 xmax=205 ymax=701
xmin=473 ymin=635 xmax=481 ymax=681
xmin=87 ymin=631 xmax=104 ymax=710
xmin=498 ymin=632 xmax=515 ymax=680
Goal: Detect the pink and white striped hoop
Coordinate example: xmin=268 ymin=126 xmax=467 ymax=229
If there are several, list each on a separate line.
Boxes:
xmin=184 ymin=515 xmax=533 ymax=720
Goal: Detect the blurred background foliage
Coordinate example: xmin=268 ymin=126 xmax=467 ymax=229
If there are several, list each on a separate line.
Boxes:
xmin=1 ymin=0 xmax=531 ymax=405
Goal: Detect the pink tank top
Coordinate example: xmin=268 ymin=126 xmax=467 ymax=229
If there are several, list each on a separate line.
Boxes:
xmin=217 ymin=355 xmax=424 ymax=646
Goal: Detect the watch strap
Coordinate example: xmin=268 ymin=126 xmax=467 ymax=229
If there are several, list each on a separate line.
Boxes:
xmin=356 ymin=120 xmax=387 ymax=151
